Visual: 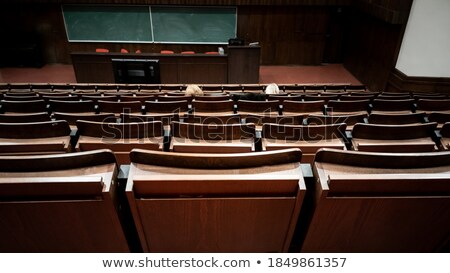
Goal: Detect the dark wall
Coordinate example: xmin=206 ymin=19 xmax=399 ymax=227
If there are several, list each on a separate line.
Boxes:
xmin=342 ymin=9 xmax=404 ymax=92
xmin=0 ymin=4 xmax=69 ymax=64
xmin=1 ymin=0 xmax=423 ymax=93
xmin=0 ymin=1 xmax=350 ymax=65
xmin=342 ymin=0 xmax=412 ymax=92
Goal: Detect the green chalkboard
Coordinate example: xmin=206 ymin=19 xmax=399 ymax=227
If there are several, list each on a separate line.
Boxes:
xmin=151 ymin=7 xmax=236 ymax=44
xmin=62 ymin=5 xmax=236 ymax=44
xmin=63 ymin=5 xmax=152 ymax=42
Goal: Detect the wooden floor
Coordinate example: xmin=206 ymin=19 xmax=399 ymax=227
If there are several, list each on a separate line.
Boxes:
xmin=0 ymin=63 xmax=361 ymax=85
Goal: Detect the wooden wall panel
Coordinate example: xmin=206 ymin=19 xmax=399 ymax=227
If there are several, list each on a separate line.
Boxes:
xmin=342 ymin=0 xmax=413 ymax=92
xmin=386 ymin=69 xmax=450 ymax=94
xmin=238 ymin=6 xmax=332 ymax=65
xmin=342 ymin=8 xmax=405 ymax=92
xmin=0 ymin=3 xmax=344 ymax=65
xmin=0 ymin=4 xmax=70 ymax=63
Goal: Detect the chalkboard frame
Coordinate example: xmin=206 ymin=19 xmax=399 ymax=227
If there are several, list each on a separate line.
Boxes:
xmin=62 ymin=4 xmax=237 ymax=44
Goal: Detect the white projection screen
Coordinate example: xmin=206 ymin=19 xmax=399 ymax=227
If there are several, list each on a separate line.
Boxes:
xmin=395 ymin=0 xmax=450 ymax=77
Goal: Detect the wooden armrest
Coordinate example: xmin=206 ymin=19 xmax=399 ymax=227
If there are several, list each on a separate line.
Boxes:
xmin=327 ymin=173 xmax=450 ymax=196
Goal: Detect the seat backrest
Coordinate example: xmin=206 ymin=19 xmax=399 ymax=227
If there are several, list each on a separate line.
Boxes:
xmin=368 ymin=112 xmax=426 ymax=125
xmin=53 ymin=112 xmax=116 ymax=125
xmin=428 ymin=112 xmax=450 ymax=125
xmin=127 ymin=148 xmax=304 ymax=252
xmin=76 ymin=120 xmax=164 ymax=139
xmin=145 ymin=100 xmax=189 ymax=114
xmin=42 ymin=95 xmax=80 ymax=102
xmin=0 ymin=112 xmax=51 ymax=123
xmin=327 ymin=99 xmax=370 ymax=113
xmin=304 ymin=84 xmax=325 ymax=92
xmin=0 ymin=149 xmax=129 ymax=252
xmin=304 ymin=94 xmax=339 ymax=102
xmin=5 ymin=91 xmax=35 ymax=96
xmin=237 ymin=100 xmax=279 ymax=113
xmin=97 ymin=100 xmax=142 ymax=114
xmin=1 ymin=100 xmax=47 ymax=113
xmin=413 ymin=94 xmax=447 ymax=101
xmin=3 ymin=95 xmax=39 ymax=101
xmin=171 ymin=121 xmax=255 ymax=140
xmin=120 ymin=113 xmax=179 ymax=125
xmin=0 ymin=120 xmax=71 ymax=138
xmin=325 ymin=84 xmax=346 ymax=92
xmin=371 ymin=99 xmax=415 ymax=112
xmin=306 ymin=113 xmax=367 ymax=126
xmin=377 ymin=95 xmax=412 ymax=100
xmin=268 ymin=94 xmax=302 ymax=102
xmin=81 ymin=95 xmax=117 ymax=102
xmin=246 ymin=114 xmax=303 ymax=125
xmin=352 ymin=122 xmax=437 ymax=140
xmin=416 ymin=99 xmax=450 ymax=112
xmin=282 ymin=100 xmax=325 ymax=114
xmin=156 ymin=95 xmax=193 ymax=103
xmin=262 ymin=123 xmax=347 ymax=141
xmin=49 ymin=100 xmax=95 ymax=113
xmin=440 ymin=122 xmax=450 ymax=138
xmin=191 ymin=100 xmax=234 ymax=113
xmin=339 ymin=94 xmax=376 ymax=101
xmin=194 ymin=94 xmax=230 ymax=101
xmin=184 ymin=114 xmax=241 ymax=125
xmin=302 ymin=148 xmax=450 ymax=252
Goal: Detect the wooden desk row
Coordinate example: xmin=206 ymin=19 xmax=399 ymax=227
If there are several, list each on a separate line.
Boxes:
xmin=1 ymin=120 xmax=449 ymax=165
xmin=71 ymin=46 xmax=260 ymax=84
xmin=1 ymin=148 xmax=449 ymax=252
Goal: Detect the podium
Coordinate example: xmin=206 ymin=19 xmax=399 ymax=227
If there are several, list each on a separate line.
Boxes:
xmin=227 ymin=45 xmax=261 ymax=84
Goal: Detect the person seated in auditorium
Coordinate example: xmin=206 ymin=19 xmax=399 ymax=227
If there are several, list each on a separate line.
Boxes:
xmin=185 ymin=84 xmax=204 ymax=97
xmin=232 ymin=83 xmax=280 ymax=101
xmin=265 ymin=83 xmax=280 ymax=95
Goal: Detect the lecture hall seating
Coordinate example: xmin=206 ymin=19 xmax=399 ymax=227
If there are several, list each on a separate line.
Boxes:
xmin=302 ymin=148 xmax=450 ymax=252
xmin=76 ymin=120 xmax=164 ymax=164
xmin=191 ymin=100 xmax=235 ymax=115
xmin=305 ymin=113 xmax=367 ymax=130
xmin=126 ymin=148 xmax=305 ymax=252
xmin=0 ymin=121 xmax=71 ymax=155
xmin=0 ymin=149 xmax=129 ymax=252
xmin=184 ymin=113 xmax=241 ymax=125
xmin=170 ymin=121 xmax=256 ymax=153
xmin=351 ymin=123 xmax=438 ymax=152
xmin=261 ymin=123 xmax=347 ymax=163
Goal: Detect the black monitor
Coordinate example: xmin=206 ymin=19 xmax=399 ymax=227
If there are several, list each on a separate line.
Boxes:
xmin=112 ymin=58 xmax=160 ymax=84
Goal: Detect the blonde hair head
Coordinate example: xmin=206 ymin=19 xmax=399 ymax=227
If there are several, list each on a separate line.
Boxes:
xmin=185 ymin=84 xmax=204 ymax=96
xmin=265 ymin=83 xmax=280 ymax=95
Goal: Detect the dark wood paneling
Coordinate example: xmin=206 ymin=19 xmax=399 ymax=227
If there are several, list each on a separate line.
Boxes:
xmin=386 ymin=69 xmax=450 ymax=94
xmin=354 ymin=0 xmax=412 ymax=24
xmin=1 ymin=3 xmax=347 ymax=65
xmin=227 ymin=46 xmax=260 ymax=83
xmin=71 ymin=54 xmax=115 ymax=83
xmin=71 ymin=52 xmax=230 ymax=84
xmin=343 ymin=8 xmax=404 ymax=92
xmin=238 ymin=6 xmax=333 ymax=65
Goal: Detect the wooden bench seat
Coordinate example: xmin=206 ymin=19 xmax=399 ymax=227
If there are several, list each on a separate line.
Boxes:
xmin=126 ymin=148 xmax=305 ymax=252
